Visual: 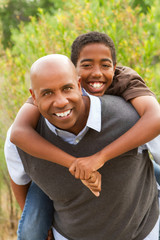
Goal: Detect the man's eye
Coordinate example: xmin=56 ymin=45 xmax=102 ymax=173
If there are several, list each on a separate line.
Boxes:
xmin=43 ymin=91 xmax=52 ymax=96
xmin=64 ymin=87 xmax=72 ymax=91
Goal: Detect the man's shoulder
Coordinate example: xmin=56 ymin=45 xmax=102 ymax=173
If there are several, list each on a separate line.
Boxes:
xmin=99 ymin=94 xmax=138 ymax=118
xmin=99 ymin=94 xmax=126 ymax=105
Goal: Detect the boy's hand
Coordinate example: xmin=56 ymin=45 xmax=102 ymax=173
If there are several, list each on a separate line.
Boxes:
xmin=69 ymin=153 xmax=104 ymax=180
xmin=81 ymin=171 xmax=101 ymax=197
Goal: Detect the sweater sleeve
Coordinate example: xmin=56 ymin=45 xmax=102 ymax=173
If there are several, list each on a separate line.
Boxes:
xmin=106 ymin=66 xmax=155 ymax=101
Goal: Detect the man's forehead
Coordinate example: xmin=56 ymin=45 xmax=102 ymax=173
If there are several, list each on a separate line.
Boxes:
xmin=31 ymin=69 xmax=79 ymax=92
xmin=30 ymin=55 xmax=77 ymax=87
xmin=31 ymin=54 xmax=74 ymax=76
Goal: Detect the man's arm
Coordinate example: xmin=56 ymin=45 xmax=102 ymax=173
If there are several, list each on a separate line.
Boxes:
xmin=10 ymin=178 xmax=31 ymax=210
xmin=9 ymin=114 xmax=101 ymax=196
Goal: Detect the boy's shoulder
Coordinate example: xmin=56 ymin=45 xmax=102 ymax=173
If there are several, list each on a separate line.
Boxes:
xmin=106 ymin=65 xmax=154 ymax=101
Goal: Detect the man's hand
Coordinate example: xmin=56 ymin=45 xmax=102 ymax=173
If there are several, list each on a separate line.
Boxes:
xmin=81 ymin=171 xmax=101 ymax=197
xmin=69 ymin=153 xmax=104 ymax=180
xmin=46 ymin=229 xmax=54 ymax=240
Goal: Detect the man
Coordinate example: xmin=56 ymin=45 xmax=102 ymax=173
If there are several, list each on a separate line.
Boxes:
xmin=5 ymin=54 xmax=159 ymax=239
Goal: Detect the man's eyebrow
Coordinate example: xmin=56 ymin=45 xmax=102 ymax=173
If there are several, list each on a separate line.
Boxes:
xmin=40 ymin=88 xmax=53 ymax=94
xmin=63 ymin=83 xmax=75 ymax=88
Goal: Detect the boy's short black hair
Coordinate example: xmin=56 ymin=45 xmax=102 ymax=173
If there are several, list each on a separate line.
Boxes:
xmin=71 ymin=31 xmax=116 ymax=66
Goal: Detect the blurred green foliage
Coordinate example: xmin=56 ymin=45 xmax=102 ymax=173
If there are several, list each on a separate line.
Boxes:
xmin=131 ymin=0 xmax=153 ymax=14
xmin=0 ymin=0 xmax=64 ymax=48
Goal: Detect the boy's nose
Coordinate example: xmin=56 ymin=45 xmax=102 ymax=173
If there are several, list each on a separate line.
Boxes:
xmin=91 ymin=66 xmax=103 ymax=78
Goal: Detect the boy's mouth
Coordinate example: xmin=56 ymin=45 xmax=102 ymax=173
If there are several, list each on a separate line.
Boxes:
xmin=89 ymin=82 xmax=104 ymax=89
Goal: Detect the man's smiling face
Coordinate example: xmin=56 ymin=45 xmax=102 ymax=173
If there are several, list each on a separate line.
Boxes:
xmin=76 ymin=43 xmax=116 ymax=96
xmin=30 ymin=55 xmax=85 ymax=134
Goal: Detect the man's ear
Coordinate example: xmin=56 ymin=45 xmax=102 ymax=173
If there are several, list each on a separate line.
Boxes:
xmin=29 ymin=88 xmax=37 ymax=106
xmin=77 ymin=76 xmax=82 ymax=95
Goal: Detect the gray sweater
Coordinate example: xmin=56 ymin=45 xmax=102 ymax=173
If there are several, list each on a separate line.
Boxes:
xmin=17 ymin=95 xmax=159 ymax=240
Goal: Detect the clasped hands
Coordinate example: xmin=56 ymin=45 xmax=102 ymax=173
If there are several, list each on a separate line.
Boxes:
xmin=69 ymin=153 xmax=105 ymax=197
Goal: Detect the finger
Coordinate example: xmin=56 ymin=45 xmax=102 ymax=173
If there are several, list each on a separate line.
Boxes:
xmin=84 ymin=170 xmax=92 ymax=180
xmin=83 ymin=182 xmax=100 ymax=197
xmin=87 ymin=173 xmax=101 ymax=191
xmin=89 ymin=189 xmax=100 ymax=197
xmin=87 ymin=172 xmax=97 ymax=183
xmin=87 ymin=181 xmax=101 ymax=191
xmin=79 ymin=169 xmax=85 ymax=180
xmin=82 ymin=180 xmax=100 ymax=196
xmin=69 ymin=164 xmax=76 ymax=176
xmin=74 ymin=166 xmax=80 ymax=179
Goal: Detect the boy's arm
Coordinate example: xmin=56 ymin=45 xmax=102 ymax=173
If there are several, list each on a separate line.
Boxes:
xmin=10 ymin=103 xmax=75 ymax=168
xmin=10 ymin=178 xmax=31 ymax=210
xmin=10 ymin=104 xmax=101 ymax=195
xmin=69 ymin=95 xmax=160 ymax=179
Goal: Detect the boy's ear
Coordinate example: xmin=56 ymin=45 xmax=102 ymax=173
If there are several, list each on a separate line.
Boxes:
xmin=113 ymin=63 xmax=117 ymax=72
xmin=29 ymin=88 xmax=37 ymax=106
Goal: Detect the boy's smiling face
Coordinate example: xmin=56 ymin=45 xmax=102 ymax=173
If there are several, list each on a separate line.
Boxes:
xmin=76 ymin=43 xmax=116 ymax=96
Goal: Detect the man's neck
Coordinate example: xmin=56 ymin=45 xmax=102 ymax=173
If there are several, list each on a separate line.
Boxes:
xmin=66 ymin=96 xmax=90 ymax=135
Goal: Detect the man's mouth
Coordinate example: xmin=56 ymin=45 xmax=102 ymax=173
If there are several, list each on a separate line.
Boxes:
xmin=89 ymin=82 xmax=104 ymax=89
xmin=55 ymin=109 xmax=71 ymax=117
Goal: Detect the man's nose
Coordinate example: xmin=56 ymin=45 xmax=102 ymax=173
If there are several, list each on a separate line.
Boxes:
xmin=53 ymin=94 xmax=69 ymax=108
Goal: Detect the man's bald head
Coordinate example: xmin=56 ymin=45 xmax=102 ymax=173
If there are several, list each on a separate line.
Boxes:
xmin=30 ymin=54 xmax=78 ymax=89
xmin=29 ymin=54 xmax=87 ymax=134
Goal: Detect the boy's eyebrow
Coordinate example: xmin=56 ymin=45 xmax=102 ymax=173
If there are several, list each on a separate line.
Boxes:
xmin=101 ymin=58 xmax=112 ymax=63
xmin=80 ymin=58 xmax=112 ymax=63
xmin=80 ymin=59 xmax=93 ymax=63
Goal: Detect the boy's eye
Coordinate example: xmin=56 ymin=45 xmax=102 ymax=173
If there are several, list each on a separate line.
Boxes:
xmin=81 ymin=63 xmax=92 ymax=68
xmin=102 ymin=64 xmax=110 ymax=68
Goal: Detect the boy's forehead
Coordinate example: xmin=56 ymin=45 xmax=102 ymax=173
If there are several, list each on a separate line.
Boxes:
xmin=78 ymin=43 xmax=112 ymax=61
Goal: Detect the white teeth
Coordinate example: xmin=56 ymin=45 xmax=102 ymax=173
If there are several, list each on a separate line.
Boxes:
xmin=89 ymin=82 xmax=103 ymax=89
xmin=55 ymin=109 xmax=71 ymax=117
